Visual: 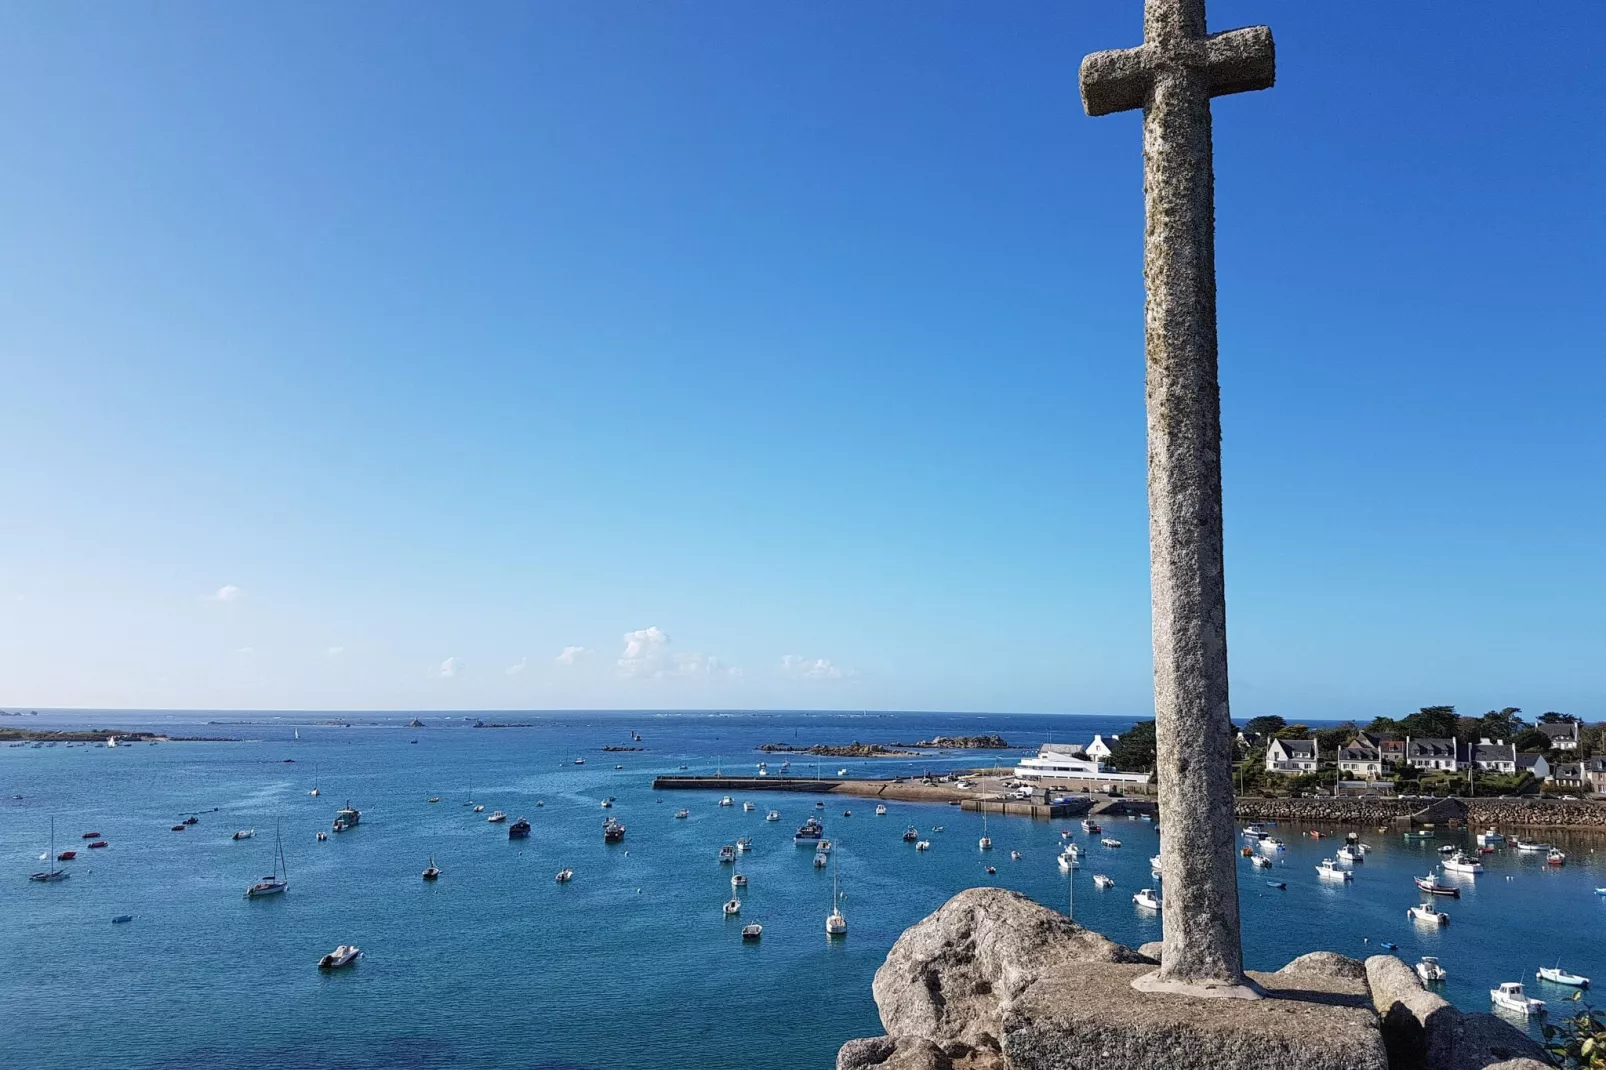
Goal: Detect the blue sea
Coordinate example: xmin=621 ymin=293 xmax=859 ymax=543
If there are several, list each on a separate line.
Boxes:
xmin=3 ymin=709 xmax=1603 ymax=1070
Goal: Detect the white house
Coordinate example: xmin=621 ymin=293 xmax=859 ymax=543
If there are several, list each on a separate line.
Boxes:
xmin=1265 ymin=738 xmax=1318 ymax=774
xmin=1337 ymin=738 xmax=1384 ymax=779
xmin=1538 ymin=721 xmax=1580 ymax=752
xmin=1467 ymin=739 xmax=1516 ymax=773
xmin=1405 ymin=737 xmax=1459 ymax=772
xmin=1085 ymin=735 xmax=1113 ymax=761
xmin=1014 ymin=743 xmax=1151 ymax=786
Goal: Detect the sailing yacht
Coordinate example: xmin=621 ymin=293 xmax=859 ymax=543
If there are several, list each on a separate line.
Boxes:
xmin=246 ymin=825 xmax=289 ymax=897
xmin=308 ymin=764 xmax=320 ymax=797
xmin=29 ymin=818 xmax=70 ymax=882
xmin=978 ymin=811 xmax=993 ymax=852
xmin=826 ymin=851 xmax=847 ymax=936
xmin=422 ymin=856 xmax=441 ymax=880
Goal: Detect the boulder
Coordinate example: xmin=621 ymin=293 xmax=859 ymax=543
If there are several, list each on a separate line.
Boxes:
xmin=1138 ymin=941 xmax=1165 ymax=963
xmin=1365 ymin=955 xmax=1548 ymax=1070
xmin=870 ymin=887 xmax=1149 ymax=1051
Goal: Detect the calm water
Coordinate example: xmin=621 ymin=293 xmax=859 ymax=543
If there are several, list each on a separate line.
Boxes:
xmin=3 ymin=710 xmax=1603 ymax=1070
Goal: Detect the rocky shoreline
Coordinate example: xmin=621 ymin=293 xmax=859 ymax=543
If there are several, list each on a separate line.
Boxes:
xmin=889 ymin=734 xmax=1012 ymax=749
xmin=1234 ymin=795 xmax=1606 ymax=829
xmin=757 ymin=742 xmax=919 ymax=758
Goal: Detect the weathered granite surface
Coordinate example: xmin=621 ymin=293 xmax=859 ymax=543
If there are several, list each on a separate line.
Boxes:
xmin=840 ymin=889 xmax=1549 ymax=1070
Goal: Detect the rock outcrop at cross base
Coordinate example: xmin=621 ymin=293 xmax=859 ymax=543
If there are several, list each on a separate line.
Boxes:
xmin=840 ymin=888 xmax=1545 ymax=1070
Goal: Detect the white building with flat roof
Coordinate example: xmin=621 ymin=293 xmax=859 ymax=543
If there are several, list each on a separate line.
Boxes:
xmin=1014 ymin=743 xmax=1151 ymax=786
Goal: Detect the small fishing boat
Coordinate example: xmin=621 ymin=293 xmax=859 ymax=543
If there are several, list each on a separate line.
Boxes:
xmin=1010 ymin=850 xmax=1022 ymax=861
xmin=87 ymin=840 xmax=108 ymax=849
xmin=736 ymin=837 xmax=753 ymax=852
xmin=1408 ymin=902 xmax=1449 ymax=925
xmin=1251 ymin=855 xmax=1273 ymax=869
xmin=1315 ymin=858 xmax=1353 ymax=881
xmin=741 ymin=923 xmax=763 ymax=941
xmin=487 ymin=810 xmax=507 ymax=823
xmin=1100 ymin=838 xmax=1122 ymax=848
xmin=1081 ymin=820 xmax=1101 ymax=834
xmin=1258 ymin=838 xmax=1285 ymax=853
xmin=984 ymin=865 xmax=996 ymax=875
xmin=915 ymin=840 xmax=930 ymax=851
xmin=332 ymin=803 xmax=360 ymax=833
xmin=1513 ymin=838 xmax=1550 ymax=853
xmin=427 ymin=796 xmax=440 ymax=803
xmin=111 ymin=915 xmax=133 ymax=924
xmin=794 ymin=817 xmax=823 ymax=846
xmin=813 ymin=851 xmax=828 ymax=868
xmin=1416 ymin=957 xmax=1447 ymax=984
xmin=1335 ymin=845 xmax=1363 ymax=863
xmin=843 ymin=810 xmax=852 ymax=817
xmin=603 ymin=818 xmax=625 ymax=843
xmin=1132 ymin=888 xmax=1162 ymax=911
xmin=837 ymin=768 xmax=848 ymax=776
xmin=674 ymin=809 xmax=690 ymax=819
xmin=743 ymin=802 xmax=756 ymax=812
xmin=1057 ymin=852 xmax=1078 ymax=872
xmin=1490 ymin=981 xmax=1544 ymax=1016
xmin=1437 ymin=844 xmax=1456 ymax=855
xmin=731 ymin=873 xmax=748 ymax=888
xmin=600 ymin=799 xmax=612 ymax=809
xmin=555 ymin=868 xmax=574 ymax=883
xmin=318 ymin=945 xmax=362 ymax=970
xmin=724 ymin=898 xmax=741 ymax=916
xmin=473 ymin=804 xmax=485 ymax=814
xmin=315 ymin=832 xmax=327 ymax=841
xmin=1151 ymin=855 xmax=1163 ymax=872
xmin=1537 ymin=965 xmax=1590 ymax=988
xmin=875 ymin=804 xmax=887 ymax=816
xmin=718 ymin=844 xmax=737 ymax=863
xmin=55 ymin=850 xmax=76 ymax=862
xmin=1379 ymin=941 xmax=1398 ymax=951
xmin=232 ymin=829 xmax=255 ymax=841
xmin=1442 ymin=852 xmax=1483 ymax=874
xmin=170 ymin=825 xmax=186 ymax=832
xmin=1476 ymin=828 xmax=1505 ymax=847
xmin=1404 ymin=829 xmax=1435 ymax=839
xmin=1546 ymin=849 xmax=1567 ymax=866
xmin=903 ymin=826 xmax=920 ymax=843
xmin=1415 ymin=874 xmax=1460 ymax=897
xmin=574 ymin=758 xmax=585 ymax=765
xmin=766 ymin=810 xmax=781 ymax=822
xmin=718 ymin=796 xmax=734 ymax=807
xmin=1093 ymin=874 xmax=1114 ymax=889
xmin=81 ymin=831 xmax=101 ymax=839
xmin=1241 ymin=824 xmax=1267 ymax=839
xmin=1265 ymin=880 xmax=1286 ymax=890
xmin=932 ymin=825 xmax=945 ymax=833
xmin=422 ymin=856 xmax=440 ymax=880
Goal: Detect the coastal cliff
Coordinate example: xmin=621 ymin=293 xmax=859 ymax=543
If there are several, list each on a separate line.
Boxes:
xmin=839 ymin=888 xmax=1546 ymax=1070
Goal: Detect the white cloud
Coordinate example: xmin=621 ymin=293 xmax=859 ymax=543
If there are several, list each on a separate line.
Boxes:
xmin=207 ymin=585 xmax=244 ymax=602
xmin=506 ymin=657 xmax=528 ymax=676
xmin=617 ymin=627 xmax=737 ymax=680
xmin=781 ymin=654 xmax=853 ymax=680
xmin=618 ymin=626 xmax=671 ymax=678
xmin=555 ymin=645 xmax=591 ymax=666
xmin=325 ymin=646 xmax=345 ymax=658
xmin=438 ymin=656 xmax=464 ymax=678
xmin=236 ymin=646 xmax=255 ymax=655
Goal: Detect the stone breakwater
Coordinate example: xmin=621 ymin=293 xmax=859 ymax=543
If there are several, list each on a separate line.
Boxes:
xmin=838 ymin=887 xmax=1546 ymax=1070
xmin=1234 ymin=795 xmax=1606 ymax=829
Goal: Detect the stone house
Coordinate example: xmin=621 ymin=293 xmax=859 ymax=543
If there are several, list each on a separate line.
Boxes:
xmin=1265 ymin=737 xmax=1318 ymax=774
xmin=1466 ymin=739 xmax=1517 ymax=773
xmin=1336 ymin=738 xmax=1385 ymax=779
xmin=1405 ymin=737 xmax=1459 ymax=772
xmin=1539 ymin=721 xmax=1580 ymax=752
xmin=1584 ymin=757 xmax=1606 ymax=794
xmin=1548 ymin=761 xmax=1584 ymax=790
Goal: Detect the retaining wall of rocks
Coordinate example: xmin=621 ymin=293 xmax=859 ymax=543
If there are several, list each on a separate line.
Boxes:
xmin=1233 ymin=795 xmax=1606 ymax=829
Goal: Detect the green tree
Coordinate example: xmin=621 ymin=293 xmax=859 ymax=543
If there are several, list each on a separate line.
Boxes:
xmin=1316 ymin=721 xmax=1358 ymax=754
xmin=1401 ymin=706 xmax=1458 ymax=739
xmin=1476 ymin=707 xmax=1525 ymax=741
xmin=1513 ymin=727 xmax=1551 ymax=753
xmin=1276 ymin=723 xmax=1313 ymax=739
xmin=1107 ymin=720 xmax=1157 ymax=774
xmin=1540 ymin=711 xmax=1580 ymax=724
xmin=1365 ymin=716 xmax=1404 ymax=736
xmin=1243 ymin=715 xmax=1286 ymax=739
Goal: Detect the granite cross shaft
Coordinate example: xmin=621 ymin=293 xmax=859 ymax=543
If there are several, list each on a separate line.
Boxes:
xmin=1080 ymin=0 xmax=1274 ymax=998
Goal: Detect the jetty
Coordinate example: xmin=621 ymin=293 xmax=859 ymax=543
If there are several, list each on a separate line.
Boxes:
xmin=651 ymin=774 xmax=1083 ymax=817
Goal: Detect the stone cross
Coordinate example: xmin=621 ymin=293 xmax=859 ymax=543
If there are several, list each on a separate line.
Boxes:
xmin=1080 ymin=0 xmax=1274 ymax=997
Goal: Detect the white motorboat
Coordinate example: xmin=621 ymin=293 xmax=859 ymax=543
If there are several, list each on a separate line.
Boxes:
xmin=574 ymin=758 xmax=585 ymax=765
xmin=766 ymin=810 xmax=781 ymax=822
xmin=1057 ymin=852 xmax=1079 ymax=872
xmin=1150 ymin=855 xmax=1163 ymax=873
xmin=741 ymin=923 xmax=763 ymax=940
xmin=600 ymin=799 xmax=612 ymax=809
xmin=1442 ymin=852 xmax=1483 ymax=874
xmin=1242 ymin=824 xmax=1266 ymax=839
xmin=1537 ymin=965 xmax=1591 ymax=988
xmin=1132 ymin=888 xmax=1162 ymax=911
xmin=1416 ymin=957 xmax=1447 ymax=984
xmin=245 ymin=825 xmax=289 ymax=898
xmin=743 ymin=802 xmax=756 ymax=812
xmin=837 ymin=768 xmax=848 ymax=776
xmin=1093 ymin=874 xmax=1114 ymax=889
xmin=1490 ymin=982 xmax=1544 ymax=1016
xmin=731 ymin=873 xmax=747 ymax=888
xmin=813 ymin=851 xmax=828 ymax=868
xmin=1250 ymin=855 xmax=1273 ymax=869
xmin=718 ymin=796 xmax=734 ymax=807
xmin=1513 ymin=838 xmax=1551 ymax=853
xmin=875 ymin=804 xmax=887 ymax=816
xmin=555 ymin=868 xmax=573 ymax=883
xmin=232 ymin=829 xmax=255 ymax=841
xmin=674 ymin=809 xmax=690 ymax=819
xmin=1408 ymin=902 xmax=1449 ymax=925
xmin=487 ymin=810 xmax=507 ymax=823
xmin=317 ymin=945 xmax=362 ymax=969
xmin=736 ymin=837 xmax=752 ymax=852
xmin=724 ymin=898 xmax=741 ymax=916
xmin=1258 ymin=838 xmax=1285 ymax=853
xmin=1476 ymin=828 xmax=1505 ymax=847
xmin=1315 ymin=858 xmax=1353 ymax=881
xmin=472 ymin=804 xmax=485 ymax=814
xmin=718 ymin=844 xmax=737 ymax=863
xmin=1547 ymin=849 xmax=1567 ymax=866
xmin=915 ymin=840 xmax=931 ymax=851
xmin=1101 ymin=838 xmax=1122 ymax=848
xmin=1335 ymin=845 xmax=1362 ymax=863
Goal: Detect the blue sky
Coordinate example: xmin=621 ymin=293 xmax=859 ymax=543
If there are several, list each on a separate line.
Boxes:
xmin=1 ymin=3 xmax=1601 ymax=717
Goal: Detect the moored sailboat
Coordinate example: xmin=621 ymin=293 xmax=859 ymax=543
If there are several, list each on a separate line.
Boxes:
xmin=245 ymin=824 xmax=289 ymax=897
xmin=29 ymin=818 xmax=69 ymax=882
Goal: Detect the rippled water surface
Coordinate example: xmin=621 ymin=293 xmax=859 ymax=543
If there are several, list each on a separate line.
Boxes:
xmin=3 ymin=710 xmax=1602 ymax=1069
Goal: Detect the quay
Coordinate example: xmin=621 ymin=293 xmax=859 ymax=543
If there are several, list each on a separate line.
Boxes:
xmin=650 ymin=774 xmax=1090 ymax=818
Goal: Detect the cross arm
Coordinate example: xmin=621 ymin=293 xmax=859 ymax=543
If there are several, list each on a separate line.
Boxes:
xmin=1202 ymin=26 xmax=1275 ymax=99
xmin=1080 ymin=45 xmax=1149 ymax=117
xmin=1080 ymin=25 xmax=1274 ymax=118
